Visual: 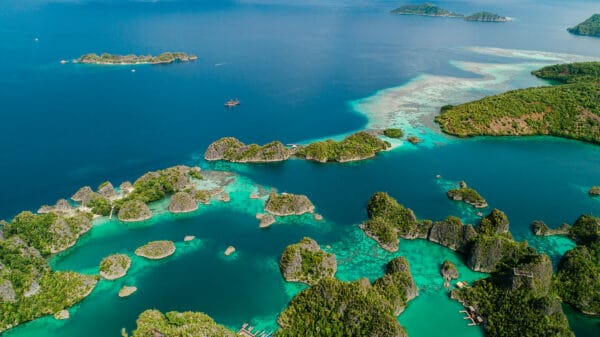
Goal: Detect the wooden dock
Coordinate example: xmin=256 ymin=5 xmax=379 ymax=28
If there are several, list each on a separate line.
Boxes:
xmin=238 ymin=323 xmax=272 ymax=337
xmin=459 ymin=306 xmax=484 ymax=326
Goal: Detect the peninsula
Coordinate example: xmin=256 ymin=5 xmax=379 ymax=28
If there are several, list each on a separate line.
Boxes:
xmin=204 ymin=131 xmax=391 ymax=163
xmin=390 ymin=3 xmax=463 ymax=18
xmin=436 ymin=62 xmax=600 ymax=144
xmin=75 ymin=52 xmax=197 ymax=65
xmin=568 ymin=14 xmax=600 ymax=37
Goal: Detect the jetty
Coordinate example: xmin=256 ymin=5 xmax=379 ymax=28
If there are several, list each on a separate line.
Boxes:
xmin=238 ymin=323 xmax=272 ymax=337
xmin=459 ymin=306 xmax=484 ymax=326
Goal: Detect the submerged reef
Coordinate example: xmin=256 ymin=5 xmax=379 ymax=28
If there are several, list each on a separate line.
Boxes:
xmin=279 ymin=237 xmax=336 ymax=285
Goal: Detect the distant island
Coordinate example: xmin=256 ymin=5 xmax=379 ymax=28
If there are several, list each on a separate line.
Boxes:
xmin=75 ymin=52 xmax=197 ymax=65
xmin=436 ymin=62 xmax=600 ymax=144
xmin=391 ymin=3 xmax=508 ymax=22
xmin=465 ymin=12 xmax=509 ymax=22
xmin=204 ymin=131 xmax=391 ymax=164
xmin=568 ymin=14 xmax=600 ymax=37
xmin=390 ymin=3 xmax=463 ymax=18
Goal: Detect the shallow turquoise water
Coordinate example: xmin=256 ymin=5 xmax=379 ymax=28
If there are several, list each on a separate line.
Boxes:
xmin=3 ymin=1 xmax=600 ymax=336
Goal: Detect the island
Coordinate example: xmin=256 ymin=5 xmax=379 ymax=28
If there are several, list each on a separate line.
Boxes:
xmin=464 ymin=12 xmax=509 ymax=22
xmin=134 ymin=240 xmax=176 ymax=260
xmin=435 ymin=62 xmax=600 ymax=144
xmin=441 ymin=260 xmax=459 ymax=286
xmin=531 ymin=220 xmax=571 ymax=236
xmin=168 ymin=191 xmax=198 ymax=213
xmin=277 ymin=257 xmax=417 ymax=336
xmin=447 ymin=181 xmax=488 ymax=208
xmin=257 ymin=213 xmax=276 ymax=228
xmin=204 ymin=131 xmax=391 ymax=164
xmin=118 ymin=200 xmax=152 ymax=222
xmin=279 ymin=237 xmax=336 ymax=285
xmin=118 ymin=286 xmax=137 ymax=298
xmin=264 ymin=192 xmax=315 ymax=216
xmin=382 ymin=128 xmax=404 ymax=138
xmin=127 ymin=310 xmax=236 ymax=337
xmin=589 ymin=186 xmax=600 ymax=196
xmin=99 ymin=254 xmax=131 ymax=280
xmin=390 ymin=3 xmax=463 ymax=18
xmin=568 ymin=14 xmax=600 ymax=37
xmin=75 ymin=52 xmax=197 ymax=65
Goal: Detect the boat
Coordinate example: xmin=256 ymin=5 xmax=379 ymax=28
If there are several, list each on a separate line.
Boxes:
xmin=225 ymin=99 xmax=240 ymax=108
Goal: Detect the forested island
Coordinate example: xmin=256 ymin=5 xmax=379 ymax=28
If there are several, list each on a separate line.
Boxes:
xmin=75 ymin=52 xmax=197 ymax=65
xmin=204 ymin=131 xmax=391 ymax=163
xmin=279 ymin=237 xmax=336 ymax=285
xmin=357 ymin=191 xmax=594 ymax=336
xmin=447 ymin=181 xmax=488 ymax=208
xmin=568 ymin=14 xmax=600 ymax=37
xmin=465 ymin=12 xmax=508 ymax=22
xmin=390 ymin=3 xmax=463 ymax=18
xmin=391 ymin=3 xmax=508 ymax=22
xmin=436 ymin=62 xmax=600 ymax=144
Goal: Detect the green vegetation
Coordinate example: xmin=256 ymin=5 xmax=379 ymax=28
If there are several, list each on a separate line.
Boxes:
xmin=189 ymin=167 xmax=203 ymax=180
xmin=127 ymin=310 xmax=236 ymax=337
xmin=117 ymin=200 xmax=152 ymax=222
xmin=264 ymin=192 xmax=314 ymax=216
xmin=295 ymin=132 xmax=391 ymax=163
xmin=204 ymin=137 xmax=291 ymax=162
xmin=453 ymin=253 xmax=573 ymax=337
xmin=77 ymin=52 xmax=197 ymax=65
xmin=554 ymin=215 xmax=600 ymax=315
xmin=135 ymin=240 xmax=176 ymax=260
xmin=568 ymin=14 xmax=600 ymax=37
xmin=373 ymin=257 xmax=418 ymax=315
xmin=436 ymin=63 xmax=600 ymax=144
xmin=99 ymin=254 xmax=131 ymax=280
xmin=464 ymin=12 xmax=508 ymax=22
xmin=87 ymin=195 xmax=111 ymax=216
xmin=279 ymin=237 xmax=336 ymax=285
xmin=383 ymin=128 xmax=404 ymax=138
xmin=447 ymin=186 xmax=488 ymax=208
xmin=390 ymin=3 xmax=463 ymax=18
xmin=276 ymin=275 xmax=411 ymax=337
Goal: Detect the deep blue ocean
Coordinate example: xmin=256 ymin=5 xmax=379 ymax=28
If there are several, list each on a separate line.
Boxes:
xmin=1 ymin=0 xmax=600 ymax=336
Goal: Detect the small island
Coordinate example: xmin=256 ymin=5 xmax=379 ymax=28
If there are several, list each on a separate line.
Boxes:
xmin=75 ymin=52 xmax=197 ymax=65
xmin=99 ymin=254 xmax=131 ymax=280
xmin=441 ymin=260 xmax=459 ymax=286
xmin=118 ymin=200 xmax=152 ymax=222
xmin=264 ymin=192 xmax=315 ymax=216
xmin=447 ymin=182 xmax=488 ymax=208
xmin=589 ymin=186 xmax=600 ymax=196
xmin=204 ymin=131 xmax=391 ymax=164
xmin=279 ymin=237 xmax=336 ymax=285
xmin=257 ymin=213 xmax=276 ymax=228
xmin=168 ymin=191 xmax=198 ymax=213
xmin=382 ymin=128 xmax=404 ymax=138
xmin=531 ymin=220 xmax=571 ymax=236
xmin=135 ymin=240 xmax=176 ymax=260
xmin=127 ymin=310 xmax=237 ymax=337
xmin=464 ymin=12 xmax=508 ymax=22
xmin=390 ymin=3 xmax=463 ymax=18
xmin=118 ymin=285 xmax=137 ymax=298
xmin=568 ymin=14 xmax=600 ymax=37
xmin=436 ymin=62 xmax=600 ymax=144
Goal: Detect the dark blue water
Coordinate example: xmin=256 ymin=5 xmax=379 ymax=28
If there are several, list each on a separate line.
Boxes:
xmin=2 ymin=1 xmax=600 ymax=336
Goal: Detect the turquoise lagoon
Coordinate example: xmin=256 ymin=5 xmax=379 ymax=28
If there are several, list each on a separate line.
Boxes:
xmin=2 ymin=0 xmax=600 ymax=336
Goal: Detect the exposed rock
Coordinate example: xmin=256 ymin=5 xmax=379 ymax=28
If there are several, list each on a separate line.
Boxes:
xmin=467 ymin=235 xmax=528 ymax=273
xmin=313 ymin=213 xmax=323 ymax=221
xmin=183 ymin=235 xmax=195 ymax=242
xmin=219 ymin=192 xmax=230 ymax=202
xmin=447 ymin=186 xmax=488 ymax=209
xmin=589 ymin=186 xmax=600 ymax=196
xmin=118 ymin=200 xmax=152 ymax=222
xmin=258 ymin=214 xmax=275 ymax=228
xmin=135 ymin=240 xmax=176 ymax=260
xmin=49 ymin=213 xmax=93 ymax=254
xmin=427 ymin=216 xmax=477 ymax=253
xmin=97 ymin=181 xmax=117 ymax=199
xmin=0 ymin=279 xmax=16 ymax=303
xmin=224 ymin=246 xmax=236 ymax=256
xmin=99 ymin=254 xmax=131 ymax=280
xmin=118 ymin=285 xmax=137 ymax=298
xmin=441 ymin=260 xmax=459 ymax=285
xmin=53 ymin=310 xmax=69 ymax=320
xmin=168 ymin=192 xmax=198 ymax=213
xmin=531 ymin=220 xmax=571 ymax=236
xmin=265 ymin=192 xmax=314 ymax=216
xmin=280 ymin=238 xmax=337 ymax=285
xmin=119 ymin=181 xmax=134 ymax=195
xmin=407 ymin=135 xmax=421 ymax=144
xmin=71 ymin=186 xmax=94 ymax=204
xmin=204 ymin=137 xmax=291 ymax=162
